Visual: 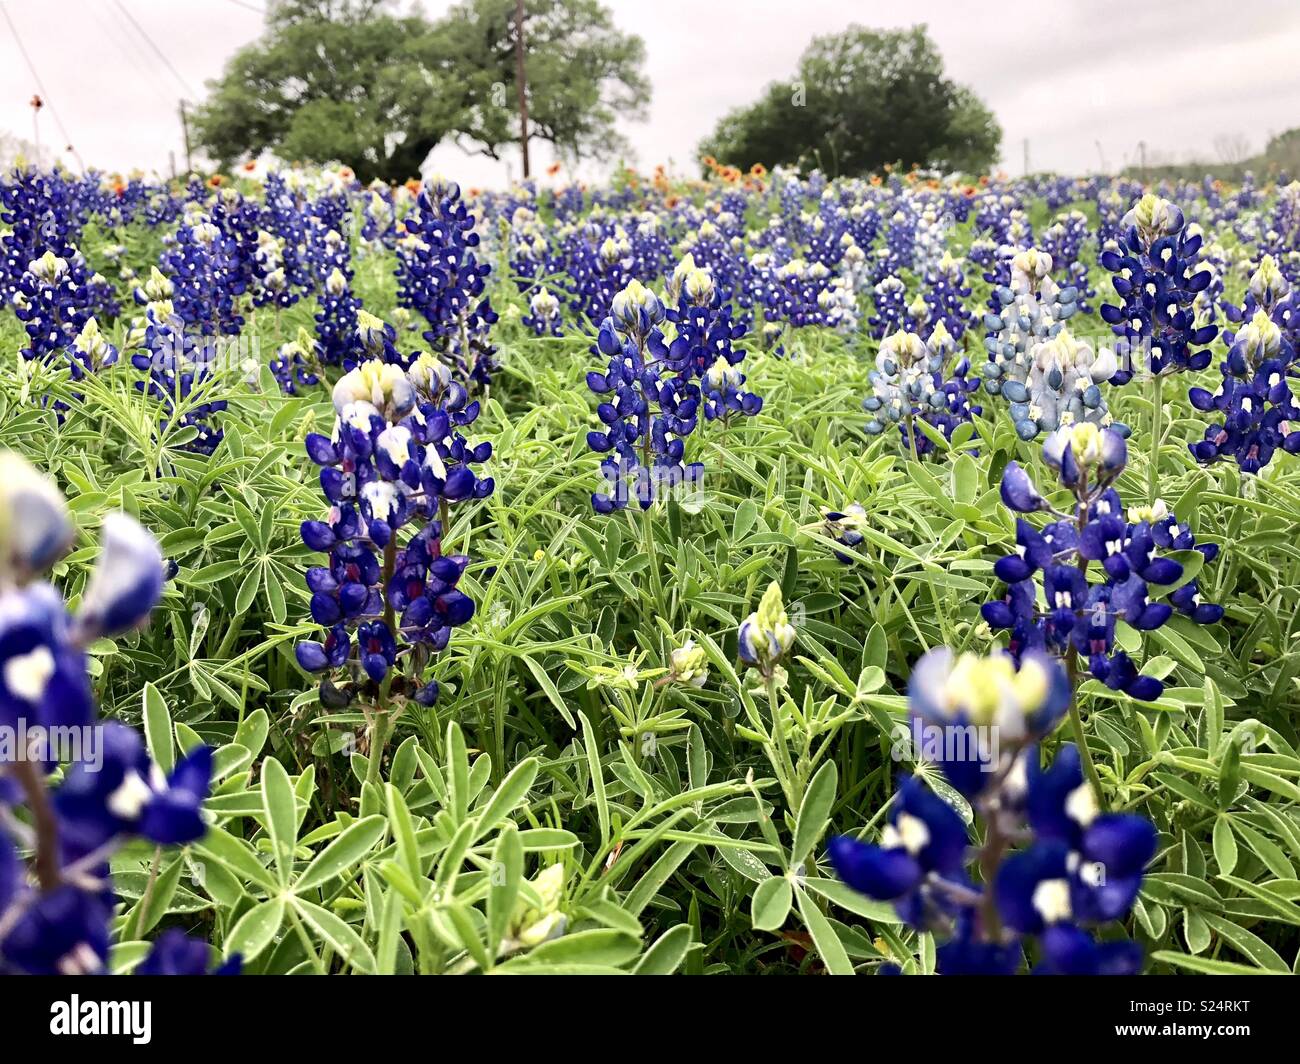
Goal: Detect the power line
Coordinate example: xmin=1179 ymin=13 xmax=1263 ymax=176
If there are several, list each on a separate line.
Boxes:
xmin=110 ymin=0 xmax=199 ymax=99
xmin=87 ymin=0 xmax=178 ymax=106
xmin=0 ymin=1 xmax=83 ymax=167
xmin=222 ymin=0 xmax=264 ymax=12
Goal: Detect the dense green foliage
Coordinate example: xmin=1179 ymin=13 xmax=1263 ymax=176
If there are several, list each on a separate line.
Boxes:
xmin=699 ymin=26 xmax=1001 ymax=177
xmin=3 ymin=179 xmax=1299 ymax=976
xmin=193 ymin=0 xmax=649 ymax=181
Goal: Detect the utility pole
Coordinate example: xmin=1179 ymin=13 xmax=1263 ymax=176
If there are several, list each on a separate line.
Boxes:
xmin=1022 ymin=138 xmax=1029 ymax=177
xmin=178 ymin=99 xmax=193 ymax=175
xmin=513 ymin=0 xmax=530 ymax=179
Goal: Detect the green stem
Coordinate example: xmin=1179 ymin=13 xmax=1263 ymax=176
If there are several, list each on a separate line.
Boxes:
xmin=765 ymin=673 xmax=798 ymax=811
xmin=1065 ymin=647 xmax=1104 ymax=802
xmin=365 ymin=710 xmax=391 ymax=787
xmin=12 ymin=757 xmax=60 ymax=890
xmin=1148 ymin=372 xmax=1163 ymax=503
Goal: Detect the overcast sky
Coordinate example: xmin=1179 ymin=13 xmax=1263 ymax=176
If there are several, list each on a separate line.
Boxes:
xmin=2 ymin=0 xmax=1299 ymax=184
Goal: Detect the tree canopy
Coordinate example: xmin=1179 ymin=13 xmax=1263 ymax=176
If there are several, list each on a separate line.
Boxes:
xmin=699 ymin=25 xmax=1001 ymax=177
xmin=192 ymin=0 xmax=649 ymax=183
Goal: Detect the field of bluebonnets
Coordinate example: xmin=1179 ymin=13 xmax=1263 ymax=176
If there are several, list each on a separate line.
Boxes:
xmin=1 ymin=157 xmax=1299 ymax=977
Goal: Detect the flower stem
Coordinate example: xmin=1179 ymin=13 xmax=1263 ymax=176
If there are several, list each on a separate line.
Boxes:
xmin=1148 ymin=371 xmax=1163 ymax=503
xmin=1065 ymin=646 xmax=1104 ymax=802
xmin=11 ymin=757 xmax=60 ymax=891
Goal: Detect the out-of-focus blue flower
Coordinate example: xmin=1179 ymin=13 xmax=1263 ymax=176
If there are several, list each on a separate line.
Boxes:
xmin=829 ymin=650 xmax=1154 ymax=976
xmin=0 ymin=450 xmax=73 ymax=578
xmin=136 ymin=929 xmax=241 ymax=976
xmin=0 ymin=459 xmax=217 ymax=977
xmin=55 ymin=722 xmax=212 ymax=856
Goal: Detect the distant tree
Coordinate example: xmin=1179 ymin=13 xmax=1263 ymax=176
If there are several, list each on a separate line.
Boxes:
xmin=193 ymin=0 xmax=648 ymax=182
xmin=432 ymin=0 xmax=649 ymax=165
xmin=699 ymin=25 xmax=1000 ymax=177
xmin=1213 ymin=133 xmax=1252 ymax=166
xmin=193 ymin=0 xmax=458 ymax=182
xmin=935 ymin=87 xmax=1001 ymax=174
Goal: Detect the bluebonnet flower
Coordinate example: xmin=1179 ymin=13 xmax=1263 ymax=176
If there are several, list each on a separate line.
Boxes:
xmin=127 ymin=289 xmax=229 ymax=456
xmin=12 ymin=249 xmax=96 ymax=369
xmin=0 ymin=450 xmax=75 ymax=579
xmin=361 ymin=185 xmax=397 ymax=249
xmin=820 ymin=504 xmax=867 ymax=563
xmin=1189 ymin=256 xmax=1300 ymax=472
xmin=397 ymin=176 xmax=499 ymax=391
xmin=1099 ymin=194 xmax=1217 ymax=383
xmin=868 ymin=275 xmax=908 ymax=339
xmin=863 ymin=321 xmax=981 ymax=457
xmin=982 ymin=424 xmax=1222 ymax=703
xmin=295 ymin=355 xmax=491 ymax=710
xmin=666 ymin=264 xmax=762 ymax=423
xmin=159 ymin=208 xmax=247 ymax=337
xmin=586 ymin=279 xmax=703 ymax=514
xmin=829 ymin=649 xmax=1154 ymax=975
xmin=270 ymin=329 xmax=323 ymax=396
xmin=923 ymin=250 xmax=975 ymax=339
xmin=983 ymin=249 xmax=1127 ymax=440
xmin=817 ymin=276 xmax=861 ymax=335
xmin=0 ymin=452 xmax=221 ymax=977
xmin=523 ymin=287 xmax=564 ymax=337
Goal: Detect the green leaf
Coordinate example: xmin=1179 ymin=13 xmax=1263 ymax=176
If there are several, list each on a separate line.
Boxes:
xmin=446 ymin=721 xmax=469 ymax=824
xmin=295 ymin=815 xmax=387 ymax=894
xmin=473 ymin=757 xmax=538 ymax=841
xmin=507 ymin=929 xmax=640 ymax=968
xmin=1200 ymin=913 xmax=1289 ymax=973
xmin=1212 ymin=815 xmax=1238 ymax=876
xmin=386 ymin=783 xmax=423 ymax=884
xmin=1151 ymin=950 xmax=1279 ymax=975
xmin=486 ymin=826 xmax=523 ymax=963
xmin=792 ymin=761 xmax=837 ymax=866
xmin=260 ymin=757 xmax=298 ymax=885
xmin=632 ymin=924 xmax=693 ymax=975
xmin=193 ymin=826 xmax=277 ymax=893
xmin=751 ymin=875 xmax=793 ymax=931
xmin=291 ymin=897 xmax=376 ymax=974
xmin=579 ymin=712 xmax=610 ymax=848
xmin=795 ymin=888 xmax=854 ymax=975
xmin=226 ymin=897 xmax=286 ymax=964
xmin=141 ymin=682 xmax=174 ymax=775
xmin=802 ymin=875 xmax=905 ymax=923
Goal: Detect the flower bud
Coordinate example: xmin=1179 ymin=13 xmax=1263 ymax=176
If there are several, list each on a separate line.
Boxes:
xmin=28 ymin=250 xmax=68 ymax=284
xmin=738 ymin=581 xmax=796 ymax=673
xmin=668 ymin=639 xmax=709 ymax=688
xmin=332 ymin=359 xmax=414 ymax=420
xmin=609 ymin=278 xmax=664 ymax=334
xmin=0 ymin=451 xmax=73 ymax=579
xmin=1248 ymin=255 xmax=1289 ymax=308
